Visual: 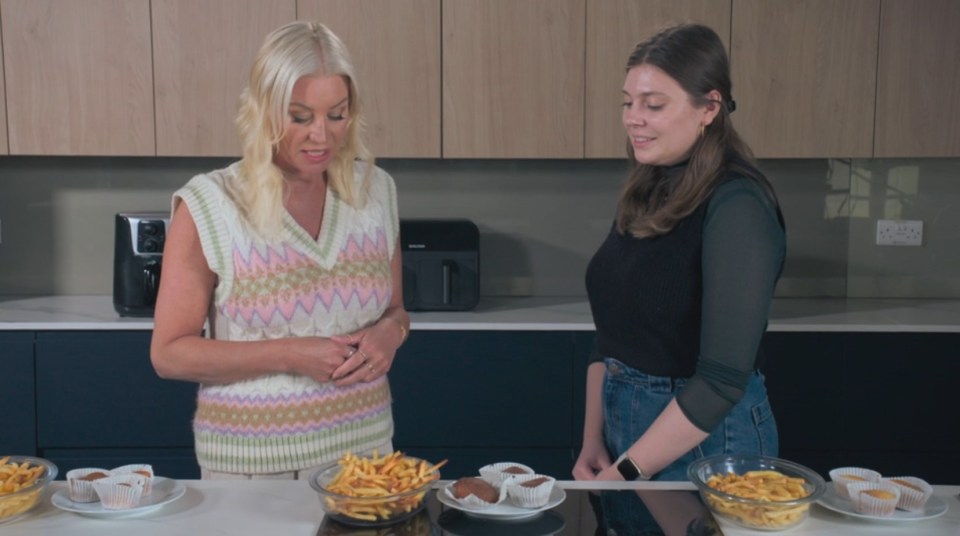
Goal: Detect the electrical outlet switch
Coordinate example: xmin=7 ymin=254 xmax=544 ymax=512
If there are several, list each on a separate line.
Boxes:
xmin=876 ymin=219 xmax=923 ymax=246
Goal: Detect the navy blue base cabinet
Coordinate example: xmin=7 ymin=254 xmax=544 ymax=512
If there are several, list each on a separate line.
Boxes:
xmin=34 ymin=331 xmax=200 ymax=479
xmin=390 ymin=330 xmax=578 ymax=478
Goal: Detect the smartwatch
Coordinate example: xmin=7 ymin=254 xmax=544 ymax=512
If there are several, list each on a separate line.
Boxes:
xmin=615 ymin=453 xmax=650 ymax=481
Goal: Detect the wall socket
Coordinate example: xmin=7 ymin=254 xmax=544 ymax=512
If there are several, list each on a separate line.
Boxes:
xmin=876 ymin=219 xmax=923 ymax=246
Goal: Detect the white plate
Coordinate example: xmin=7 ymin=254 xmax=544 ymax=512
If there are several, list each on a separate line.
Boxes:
xmin=817 ymin=486 xmax=947 ymax=522
xmin=437 ymin=483 xmax=566 ymax=521
xmin=52 ymin=477 xmax=186 ymax=518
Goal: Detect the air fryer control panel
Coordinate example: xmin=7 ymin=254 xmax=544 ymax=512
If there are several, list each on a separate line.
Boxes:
xmin=124 ymin=215 xmax=169 ymax=255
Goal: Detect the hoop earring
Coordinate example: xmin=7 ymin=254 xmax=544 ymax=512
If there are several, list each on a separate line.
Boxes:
xmin=699 ymin=124 xmax=705 ymax=138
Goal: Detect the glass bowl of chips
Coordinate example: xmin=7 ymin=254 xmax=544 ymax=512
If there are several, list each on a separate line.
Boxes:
xmin=688 ymin=454 xmax=825 ymax=531
xmin=309 ymin=452 xmax=445 ymax=527
xmin=0 ymin=455 xmax=58 ymax=524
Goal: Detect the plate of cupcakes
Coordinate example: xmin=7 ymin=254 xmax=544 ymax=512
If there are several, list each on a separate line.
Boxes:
xmin=52 ymin=464 xmax=185 ymax=518
xmin=817 ymin=466 xmax=946 ymax=522
xmin=437 ymin=462 xmax=565 ymax=521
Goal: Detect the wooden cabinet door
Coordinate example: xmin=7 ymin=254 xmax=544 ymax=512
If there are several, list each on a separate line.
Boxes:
xmin=442 ymin=0 xmax=585 ymax=158
xmin=152 ymin=0 xmax=295 ymax=157
xmin=1 ymin=0 xmax=154 ymax=155
xmin=0 ymin=22 xmax=7 ymax=155
xmin=585 ymin=0 xmax=731 ymax=158
xmin=874 ymin=0 xmax=960 ymax=157
xmin=299 ymin=0 xmax=441 ymax=158
xmin=731 ymin=0 xmax=880 ymax=158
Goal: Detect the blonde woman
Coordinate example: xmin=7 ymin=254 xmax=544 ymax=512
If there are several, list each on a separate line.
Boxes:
xmin=151 ymin=21 xmax=408 ymax=479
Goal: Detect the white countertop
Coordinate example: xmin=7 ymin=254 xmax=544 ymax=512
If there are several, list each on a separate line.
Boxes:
xmin=3 ymin=480 xmax=958 ymax=535
xmin=1 ymin=295 xmax=960 ymax=332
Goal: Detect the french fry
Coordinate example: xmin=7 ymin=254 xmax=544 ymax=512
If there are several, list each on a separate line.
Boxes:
xmin=322 ymin=451 xmax=447 ymax=522
xmin=0 ymin=457 xmax=47 ymax=520
xmin=705 ymin=469 xmax=811 ymax=528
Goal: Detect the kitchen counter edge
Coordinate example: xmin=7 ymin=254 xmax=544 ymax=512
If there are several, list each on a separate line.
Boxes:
xmin=1 ymin=295 xmax=960 ymax=332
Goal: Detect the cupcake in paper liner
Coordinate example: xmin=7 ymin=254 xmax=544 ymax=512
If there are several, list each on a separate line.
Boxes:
xmin=93 ymin=474 xmax=146 ymax=510
xmin=66 ymin=468 xmax=112 ymax=502
xmin=828 ymin=467 xmax=881 ymax=499
xmin=506 ymin=474 xmax=556 ymax=508
xmin=113 ymin=464 xmax=154 ymax=495
xmin=884 ymin=476 xmax=933 ymax=512
xmin=478 ymin=462 xmax=535 ymax=486
xmin=847 ymin=481 xmax=900 ymax=517
xmin=444 ymin=477 xmax=507 ymax=509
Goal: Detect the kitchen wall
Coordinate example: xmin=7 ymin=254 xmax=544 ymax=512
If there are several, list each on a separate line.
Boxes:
xmin=0 ymin=156 xmax=957 ymax=299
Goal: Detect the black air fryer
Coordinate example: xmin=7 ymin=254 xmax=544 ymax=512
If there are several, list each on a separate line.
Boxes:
xmin=113 ymin=212 xmax=170 ymax=317
xmin=400 ymin=219 xmax=480 ymax=311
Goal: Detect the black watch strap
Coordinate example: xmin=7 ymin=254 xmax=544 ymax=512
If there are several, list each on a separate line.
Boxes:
xmin=616 ymin=453 xmax=648 ymax=481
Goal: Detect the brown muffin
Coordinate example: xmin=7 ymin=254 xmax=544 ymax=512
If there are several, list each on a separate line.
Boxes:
xmin=521 ymin=476 xmax=549 ymax=488
xmin=502 ymin=466 xmax=530 ymax=475
xmin=452 ymin=477 xmax=499 ymax=503
xmin=80 ymin=471 xmax=109 ymax=481
xmin=841 ymin=474 xmax=867 ymax=481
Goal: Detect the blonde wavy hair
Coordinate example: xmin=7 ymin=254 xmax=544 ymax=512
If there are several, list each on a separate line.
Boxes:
xmin=233 ymin=21 xmax=373 ymax=237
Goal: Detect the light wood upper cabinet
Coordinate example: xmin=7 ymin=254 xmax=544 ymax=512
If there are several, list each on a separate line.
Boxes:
xmin=585 ymin=1 xmax=731 ymax=158
xmin=442 ymin=0 xmax=585 ymax=158
xmin=299 ymin=0 xmax=441 ymax=158
xmin=731 ymin=0 xmax=880 ymax=158
xmin=875 ymin=0 xmax=960 ymax=157
xmin=0 ymin=22 xmax=7 ymax=155
xmin=1 ymin=0 xmax=154 ymax=155
xmin=152 ymin=0 xmax=295 ymax=157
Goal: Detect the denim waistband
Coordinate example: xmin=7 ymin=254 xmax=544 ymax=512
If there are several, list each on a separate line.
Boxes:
xmin=603 ymin=357 xmax=687 ymax=392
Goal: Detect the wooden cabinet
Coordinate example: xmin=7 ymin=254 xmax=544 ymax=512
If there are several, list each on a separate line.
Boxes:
xmin=152 ymin=0 xmax=295 ymax=157
xmin=1 ymin=0 xmax=155 ymax=155
xmin=35 ymin=331 xmax=199 ymax=478
xmin=874 ymin=0 xmax=960 ymax=157
xmin=585 ymin=0 xmax=732 ymax=158
xmin=0 ymin=22 xmax=7 ymax=155
xmin=299 ymin=0 xmax=441 ymax=158
xmin=730 ymin=0 xmax=880 ymax=158
xmin=442 ymin=0 xmax=585 ymax=158
xmin=0 ymin=332 xmax=34 ymax=454
xmin=391 ymin=331 xmax=577 ymax=478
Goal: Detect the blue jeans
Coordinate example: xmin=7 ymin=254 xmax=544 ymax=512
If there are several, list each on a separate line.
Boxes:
xmin=602 ymin=357 xmax=778 ymax=482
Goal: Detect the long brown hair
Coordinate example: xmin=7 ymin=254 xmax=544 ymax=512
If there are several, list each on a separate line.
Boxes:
xmin=616 ymin=23 xmax=771 ymax=238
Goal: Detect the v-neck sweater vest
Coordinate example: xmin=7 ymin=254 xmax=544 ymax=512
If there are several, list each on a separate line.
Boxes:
xmin=173 ymin=161 xmax=398 ymax=474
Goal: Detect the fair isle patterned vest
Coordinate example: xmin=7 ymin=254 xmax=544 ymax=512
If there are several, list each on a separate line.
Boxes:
xmin=173 ymin=161 xmax=397 ymax=474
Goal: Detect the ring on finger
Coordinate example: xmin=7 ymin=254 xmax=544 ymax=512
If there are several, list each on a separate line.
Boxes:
xmin=358 ymin=349 xmax=370 ymax=363
xmin=366 ymin=363 xmax=375 ymax=373
xmin=346 ymin=347 xmax=357 ymax=359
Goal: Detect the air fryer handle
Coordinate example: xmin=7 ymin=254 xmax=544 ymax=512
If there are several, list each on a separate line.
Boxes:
xmin=441 ymin=260 xmax=455 ymax=305
xmin=143 ymin=261 xmax=161 ymax=305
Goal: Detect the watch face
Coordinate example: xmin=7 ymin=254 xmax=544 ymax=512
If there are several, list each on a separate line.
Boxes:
xmin=617 ymin=457 xmax=641 ymax=481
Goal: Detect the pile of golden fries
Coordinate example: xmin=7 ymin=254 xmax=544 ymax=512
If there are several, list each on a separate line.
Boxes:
xmin=321 ymin=451 xmax=447 ymax=522
xmin=705 ymin=469 xmax=811 ymax=529
xmin=0 ymin=456 xmax=47 ymax=520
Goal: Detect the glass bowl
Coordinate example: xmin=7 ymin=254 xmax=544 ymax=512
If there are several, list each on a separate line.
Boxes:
xmin=687 ymin=454 xmax=825 ymax=531
xmin=0 ymin=455 xmax=58 ymax=524
xmin=308 ymin=456 xmax=439 ymax=527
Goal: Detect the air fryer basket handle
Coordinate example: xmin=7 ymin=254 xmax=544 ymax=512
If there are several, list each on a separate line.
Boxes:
xmin=143 ymin=261 xmax=161 ymax=305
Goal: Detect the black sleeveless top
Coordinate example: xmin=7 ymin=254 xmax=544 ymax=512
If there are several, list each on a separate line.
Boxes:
xmin=585 ymin=165 xmax=785 ymax=432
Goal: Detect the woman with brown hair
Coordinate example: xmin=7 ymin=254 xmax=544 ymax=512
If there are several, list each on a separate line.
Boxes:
xmin=574 ymin=23 xmax=786 ymax=485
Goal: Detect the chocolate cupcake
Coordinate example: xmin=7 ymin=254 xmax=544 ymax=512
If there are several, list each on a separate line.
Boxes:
xmin=479 ymin=462 xmax=535 ymax=486
xmin=92 ymin=474 xmax=146 ymax=510
xmin=445 ymin=477 xmax=504 ymax=509
xmin=506 ymin=474 xmax=556 ymax=508
xmin=113 ymin=464 xmax=154 ymax=495
xmin=66 ymin=468 xmax=112 ymax=503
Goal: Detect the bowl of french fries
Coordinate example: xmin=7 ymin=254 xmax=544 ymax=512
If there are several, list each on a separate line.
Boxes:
xmin=309 ymin=451 xmax=446 ymax=527
xmin=0 ymin=455 xmax=58 ymax=524
xmin=688 ymin=454 xmax=825 ymax=531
